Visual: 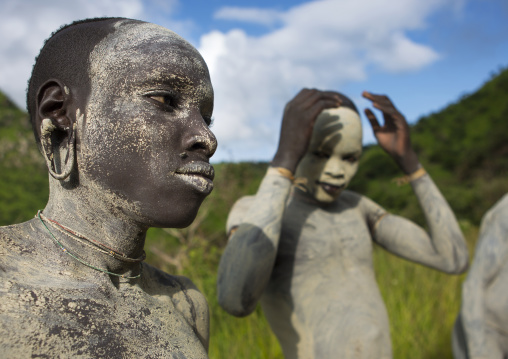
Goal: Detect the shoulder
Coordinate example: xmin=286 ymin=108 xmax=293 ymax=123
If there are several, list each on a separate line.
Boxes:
xmin=226 ymin=195 xmax=256 ymax=233
xmin=340 ymin=190 xmax=387 ymax=231
xmin=341 ymin=190 xmax=386 ymax=214
xmin=141 ymin=264 xmax=209 ymax=338
xmin=0 ymin=220 xmax=40 ymax=260
xmin=480 ymin=193 xmax=508 ymax=234
xmin=486 ymin=193 xmax=508 ymax=218
xmin=142 ymin=263 xmax=208 ymax=310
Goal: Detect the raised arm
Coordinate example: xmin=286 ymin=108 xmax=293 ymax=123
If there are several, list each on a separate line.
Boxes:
xmin=362 ymin=91 xmax=468 ymax=273
xmin=217 ymin=89 xmax=341 ymax=316
xmin=459 ymin=195 xmax=508 ymax=358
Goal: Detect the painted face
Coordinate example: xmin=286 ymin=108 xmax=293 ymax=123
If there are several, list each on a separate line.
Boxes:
xmin=295 ymin=107 xmax=362 ymax=204
xmin=78 ymin=22 xmax=217 ymax=228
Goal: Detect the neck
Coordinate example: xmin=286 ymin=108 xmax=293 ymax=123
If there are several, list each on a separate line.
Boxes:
xmin=41 ymin=179 xmax=147 ymax=279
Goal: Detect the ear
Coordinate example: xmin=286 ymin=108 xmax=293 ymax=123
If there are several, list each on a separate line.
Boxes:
xmin=35 ymin=80 xmax=77 ymax=180
xmin=35 ymin=79 xmax=73 ymax=138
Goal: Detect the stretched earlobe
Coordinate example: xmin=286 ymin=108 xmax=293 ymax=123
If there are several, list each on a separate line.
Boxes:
xmin=40 ymin=118 xmax=76 ymax=180
xmin=36 ymin=80 xmax=77 ymax=180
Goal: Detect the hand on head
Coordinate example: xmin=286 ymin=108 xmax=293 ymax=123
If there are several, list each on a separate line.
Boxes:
xmin=362 ymin=91 xmax=419 ymax=174
xmin=272 ymin=89 xmax=341 ymax=173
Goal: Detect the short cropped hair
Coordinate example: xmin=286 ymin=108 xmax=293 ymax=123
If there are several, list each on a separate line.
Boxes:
xmin=26 ymin=17 xmax=143 ymax=146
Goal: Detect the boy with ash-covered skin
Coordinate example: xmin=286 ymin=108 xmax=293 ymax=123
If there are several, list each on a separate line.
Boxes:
xmin=453 ymin=193 xmax=508 ymax=359
xmin=0 ymin=18 xmax=216 ymax=357
xmin=217 ymin=89 xmax=469 ymax=358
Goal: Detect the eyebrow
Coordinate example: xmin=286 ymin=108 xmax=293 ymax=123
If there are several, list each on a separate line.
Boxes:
xmin=142 ymin=74 xmax=194 ymax=92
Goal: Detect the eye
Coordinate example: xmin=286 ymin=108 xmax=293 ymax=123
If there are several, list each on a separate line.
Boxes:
xmin=145 ymin=91 xmax=179 ymax=110
xmin=313 ymin=151 xmax=329 ymax=159
xmin=343 ymin=155 xmax=359 ymax=163
xmin=204 ymin=116 xmax=214 ymax=128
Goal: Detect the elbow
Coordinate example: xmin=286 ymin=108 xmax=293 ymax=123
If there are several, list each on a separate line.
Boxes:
xmin=457 ymin=256 xmax=469 ymax=274
xmin=448 ymin=259 xmax=468 ymax=275
xmin=217 ymin=290 xmax=256 ymax=317
xmin=443 ymin=247 xmax=469 ymax=274
xmin=454 ymin=245 xmax=470 ymax=274
xmin=217 ymin=279 xmax=257 ymax=317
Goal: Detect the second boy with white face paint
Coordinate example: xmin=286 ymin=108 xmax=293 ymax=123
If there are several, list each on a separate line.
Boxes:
xmin=218 ymin=89 xmax=469 ymax=359
xmin=295 ymin=107 xmax=363 ymax=202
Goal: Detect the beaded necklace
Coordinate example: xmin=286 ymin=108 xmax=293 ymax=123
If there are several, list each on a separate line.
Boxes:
xmin=37 ymin=211 xmax=142 ymax=279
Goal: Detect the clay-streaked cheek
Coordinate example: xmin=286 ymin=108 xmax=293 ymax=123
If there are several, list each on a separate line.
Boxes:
xmin=295 ymin=156 xmax=324 ymax=199
xmin=344 ymin=162 xmax=359 ymax=186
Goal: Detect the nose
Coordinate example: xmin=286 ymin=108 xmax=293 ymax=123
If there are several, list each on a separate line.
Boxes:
xmin=183 ymin=121 xmax=217 ymax=159
xmin=324 ymin=157 xmax=345 ymax=178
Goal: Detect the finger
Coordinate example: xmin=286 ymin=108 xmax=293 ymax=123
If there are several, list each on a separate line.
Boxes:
xmin=362 ymin=91 xmax=393 ymax=106
xmin=307 ymin=98 xmax=343 ymax=120
xmin=370 ymin=102 xmax=400 ymax=124
xmin=294 ymin=88 xmax=319 ymax=102
xmin=364 ymin=108 xmax=381 ymax=131
xmin=371 ymin=101 xmax=396 ymax=114
xmin=284 ymin=88 xmax=317 ymax=114
xmin=362 ymin=91 xmax=374 ymax=101
xmin=301 ymin=90 xmax=341 ymax=109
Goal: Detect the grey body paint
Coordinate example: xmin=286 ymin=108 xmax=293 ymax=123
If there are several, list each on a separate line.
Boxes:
xmin=0 ymin=221 xmax=208 ymax=358
xmin=453 ymin=194 xmax=508 ymax=359
xmin=218 ymin=170 xmax=467 ymax=358
xmin=0 ymin=20 xmax=212 ymax=357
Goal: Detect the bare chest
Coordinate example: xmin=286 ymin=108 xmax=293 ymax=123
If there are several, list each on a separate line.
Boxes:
xmin=0 ymin=278 xmax=206 ymax=358
xmin=279 ymin=203 xmax=372 ymax=263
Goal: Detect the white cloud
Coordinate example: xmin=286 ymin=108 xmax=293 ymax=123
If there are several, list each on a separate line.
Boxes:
xmin=214 ymin=7 xmax=283 ymax=27
xmin=200 ymin=0 xmax=460 ymax=161
xmin=0 ymin=0 xmax=145 ymax=110
xmin=0 ymin=0 xmax=463 ymax=163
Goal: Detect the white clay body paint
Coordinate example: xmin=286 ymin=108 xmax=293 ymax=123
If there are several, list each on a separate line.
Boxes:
xmin=82 ymin=21 xmax=216 ymax=226
xmin=295 ymin=107 xmax=362 ymax=203
xmin=0 ymin=19 xmax=213 ymax=358
xmin=219 ymin=103 xmax=468 ymax=359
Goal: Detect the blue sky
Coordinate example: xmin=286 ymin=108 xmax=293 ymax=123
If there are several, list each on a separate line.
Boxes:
xmin=1 ymin=0 xmax=507 ymax=162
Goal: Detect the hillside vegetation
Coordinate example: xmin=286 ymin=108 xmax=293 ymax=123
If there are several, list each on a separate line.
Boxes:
xmin=0 ymin=66 xmax=507 ymax=358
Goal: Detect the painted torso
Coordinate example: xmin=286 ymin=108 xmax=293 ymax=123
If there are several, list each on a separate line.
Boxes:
xmin=481 ymin=196 xmax=508 ymax=347
xmin=239 ymin=190 xmax=391 ymax=358
xmin=0 ymin=220 xmax=208 ymax=359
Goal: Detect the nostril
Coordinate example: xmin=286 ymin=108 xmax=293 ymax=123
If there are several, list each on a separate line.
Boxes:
xmin=185 ymin=135 xmax=217 ymax=158
xmin=190 ymin=142 xmax=207 ymax=152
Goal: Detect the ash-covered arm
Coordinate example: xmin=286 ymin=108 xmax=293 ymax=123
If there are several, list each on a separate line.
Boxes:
xmin=373 ymin=171 xmax=468 ymax=273
xmin=362 ymin=91 xmax=468 ymax=273
xmin=461 ymin=195 xmax=508 ymax=358
xmin=217 ymin=89 xmax=341 ymax=317
xmin=217 ymin=169 xmax=292 ymax=317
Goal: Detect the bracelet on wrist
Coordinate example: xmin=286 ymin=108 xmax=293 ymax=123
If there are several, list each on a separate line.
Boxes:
xmin=268 ymin=166 xmax=309 ymax=192
xmin=393 ymin=167 xmax=427 ymax=186
xmin=268 ymin=166 xmax=295 ymax=181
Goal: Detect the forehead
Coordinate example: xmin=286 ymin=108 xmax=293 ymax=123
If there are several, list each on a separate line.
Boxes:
xmin=88 ymin=22 xmax=210 ymax=89
xmin=310 ymin=107 xmax=362 ymax=151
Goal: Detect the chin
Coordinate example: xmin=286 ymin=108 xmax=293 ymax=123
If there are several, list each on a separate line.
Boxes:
xmin=142 ymin=198 xmax=204 ymax=229
xmin=314 ymin=189 xmax=343 ymax=204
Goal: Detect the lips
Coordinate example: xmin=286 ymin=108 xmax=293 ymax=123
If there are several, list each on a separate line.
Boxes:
xmin=174 ymin=162 xmax=215 ymax=194
xmin=317 ymin=181 xmax=345 ymax=196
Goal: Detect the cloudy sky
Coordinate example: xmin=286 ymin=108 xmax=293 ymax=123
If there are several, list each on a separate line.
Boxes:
xmin=1 ymin=0 xmax=507 ymax=162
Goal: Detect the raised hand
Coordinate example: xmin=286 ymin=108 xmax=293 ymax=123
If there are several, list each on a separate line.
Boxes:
xmin=272 ymin=89 xmax=341 ymax=173
xmin=362 ymin=91 xmax=419 ymax=174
